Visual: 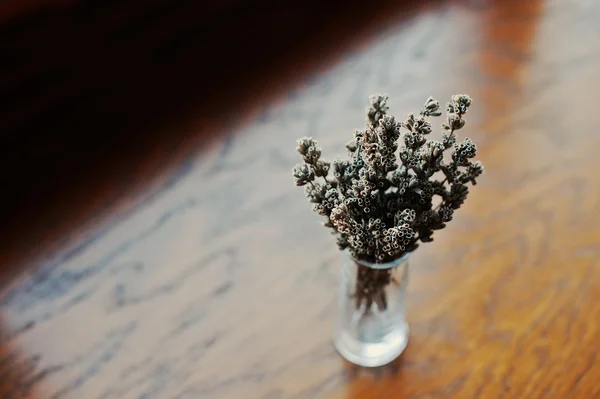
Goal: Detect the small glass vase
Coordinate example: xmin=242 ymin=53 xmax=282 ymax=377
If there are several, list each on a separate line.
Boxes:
xmin=333 ymin=252 xmax=410 ymax=367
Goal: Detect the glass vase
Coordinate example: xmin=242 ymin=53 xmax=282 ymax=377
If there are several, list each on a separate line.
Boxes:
xmin=333 ymin=252 xmax=410 ymax=367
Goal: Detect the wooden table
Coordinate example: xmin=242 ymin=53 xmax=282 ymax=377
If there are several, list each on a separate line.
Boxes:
xmin=2 ymin=0 xmax=600 ymax=397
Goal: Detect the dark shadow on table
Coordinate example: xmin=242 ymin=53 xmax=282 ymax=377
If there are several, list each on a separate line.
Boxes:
xmin=0 ymin=0 xmax=438 ymax=287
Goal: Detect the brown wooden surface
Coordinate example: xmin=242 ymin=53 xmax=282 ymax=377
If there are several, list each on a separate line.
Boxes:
xmin=2 ymin=0 xmax=600 ymax=397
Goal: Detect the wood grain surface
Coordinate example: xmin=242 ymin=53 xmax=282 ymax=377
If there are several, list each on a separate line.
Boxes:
xmin=2 ymin=0 xmax=600 ymax=398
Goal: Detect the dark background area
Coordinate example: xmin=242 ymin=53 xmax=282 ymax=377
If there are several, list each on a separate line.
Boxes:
xmin=0 ymin=0 xmax=430 ymax=278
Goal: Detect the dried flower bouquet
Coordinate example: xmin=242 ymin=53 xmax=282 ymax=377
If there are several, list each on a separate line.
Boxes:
xmin=293 ymin=94 xmax=483 ymax=312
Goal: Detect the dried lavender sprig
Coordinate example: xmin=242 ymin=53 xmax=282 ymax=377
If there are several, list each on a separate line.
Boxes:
xmin=293 ymin=94 xmax=483 ymax=264
xmin=293 ymin=94 xmax=483 ymax=311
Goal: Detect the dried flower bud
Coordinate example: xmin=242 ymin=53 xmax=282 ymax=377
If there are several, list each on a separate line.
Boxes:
xmin=333 ymin=159 xmax=351 ymax=183
xmin=306 ymin=146 xmax=321 ymax=163
xmin=362 ymin=126 xmax=379 ymax=146
xmin=420 ymin=140 xmax=445 ymax=163
xmin=296 ymin=137 xmax=322 ymax=164
xmin=421 ymin=96 xmax=442 ymax=117
xmin=439 ymin=205 xmax=454 ymax=222
xmin=451 ymin=94 xmax=473 ymax=115
xmin=378 ymin=115 xmax=402 ymax=140
xmin=404 ymin=132 xmax=426 ymax=149
xmin=404 ymin=113 xmax=416 ymax=131
xmin=367 ymin=94 xmax=389 ymax=126
xmin=314 ymin=160 xmax=330 ymax=177
xmin=453 ymin=137 xmax=477 ymax=165
xmin=304 ymin=182 xmax=326 ymax=203
xmin=293 ymin=164 xmax=315 ymax=186
xmin=397 ymin=208 xmax=416 ymax=225
xmin=459 ymin=160 xmax=485 ymax=185
xmin=468 ymin=160 xmax=484 ymax=177
xmin=330 ymin=204 xmax=351 ymax=232
xmin=445 ymin=113 xmax=465 ymax=130
xmin=413 ymin=117 xmax=432 ymax=135
xmin=296 ymin=137 xmax=317 ymax=156
xmin=442 ymin=132 xmax=456 ymax=148
xmin=448 ymin=184 xmax=469 ymax=209
xmin=313 ymin=203 xmax=327 ymax=216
